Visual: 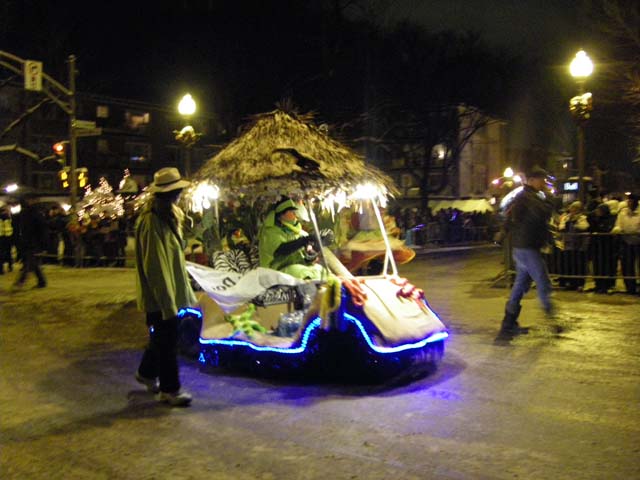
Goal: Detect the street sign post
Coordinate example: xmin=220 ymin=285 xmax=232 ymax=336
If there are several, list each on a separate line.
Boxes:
xmin=73 ymin=119 xmax=101 ymax=137
xmin=24 ymin=60 xmax=43 ymax=91
xmin=75 ymin=127 xmax=102 ymax=137
xmin=72 ymin=119 xmax=96 ymax=130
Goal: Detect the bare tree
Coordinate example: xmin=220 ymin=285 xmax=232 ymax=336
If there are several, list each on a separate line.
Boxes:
xmin=337 ymin=102 xmax=494 ymax=210
xmin=587 ymin=0 xmax=640 ymax=160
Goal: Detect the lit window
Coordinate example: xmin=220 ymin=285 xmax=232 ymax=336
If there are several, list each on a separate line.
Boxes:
xmin=125 ymin=111 xmax=151 ymax=130
xmin=97 ymin=105 xmax=109 ymax=118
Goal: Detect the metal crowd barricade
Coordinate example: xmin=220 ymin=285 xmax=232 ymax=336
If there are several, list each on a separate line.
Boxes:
xmin=503 ymin=232 xmax=640 ymax=290
xmin=417 ymin=222 xmax=490 ymax=246
xmin=35 ymin=251 xmax=129 ymax=268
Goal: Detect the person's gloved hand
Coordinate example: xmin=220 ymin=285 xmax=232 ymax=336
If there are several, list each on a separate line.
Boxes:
xmin=319 ymin=228 xmax=335 ymax=246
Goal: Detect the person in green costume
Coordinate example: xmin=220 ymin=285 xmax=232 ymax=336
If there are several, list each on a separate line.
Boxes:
xmin=258 ymin=198 xmax=326 ymax=280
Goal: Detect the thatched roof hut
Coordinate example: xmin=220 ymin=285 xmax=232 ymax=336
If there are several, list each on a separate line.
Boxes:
xmin=195 ymin=110 xmax=397 ymax=202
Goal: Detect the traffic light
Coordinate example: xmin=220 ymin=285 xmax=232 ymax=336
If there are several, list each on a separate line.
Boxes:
xmin=77 ymin=167 xmax=88 ymax=188
xmin=52 ymin=141 xmax=67 ymax=165
xmin=59 ymin=167 xmax=70 ymax=189
xmin=58 ymin=167 xmax=88 ymax=190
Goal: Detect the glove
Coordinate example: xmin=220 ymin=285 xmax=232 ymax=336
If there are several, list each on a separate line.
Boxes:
xmin=319 ymin=229 xmax=335 ymax=246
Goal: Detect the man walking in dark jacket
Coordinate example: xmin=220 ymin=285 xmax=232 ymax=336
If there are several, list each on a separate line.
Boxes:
xmin=497 ymin=166 xmax=556 ymax=340
xmin=13 ymin=194 xmax=47 ymax=289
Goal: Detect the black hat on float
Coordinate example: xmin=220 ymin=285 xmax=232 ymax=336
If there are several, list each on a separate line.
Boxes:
xmin=527 ymin=166 xmax=548 ymax=179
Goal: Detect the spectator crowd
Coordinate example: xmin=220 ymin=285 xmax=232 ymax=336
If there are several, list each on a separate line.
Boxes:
xmin=0 ymin=201 xmax=136 ymax=270
xmin=393 ymin=206 xmax=500 ymax=246
xmin=1 ymin=188 xmax=638 ymax=297
xmin=544 ymin=193 xmax=640 ymax=295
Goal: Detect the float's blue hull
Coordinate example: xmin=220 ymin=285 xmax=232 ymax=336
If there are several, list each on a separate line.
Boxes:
xmin=197 ymin=307 xmax=448 ymax=383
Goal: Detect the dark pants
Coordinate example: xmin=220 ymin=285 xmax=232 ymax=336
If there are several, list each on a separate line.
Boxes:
xmin=138 ymin=312 xmax=181 ymax=393
xmin=591 ymin=236 xmax=617 ymax=293
xmin=620 ymin=243 xmax=639 ymax=294
xmin=0 ymin=237 xmax=12 ymax=273
xmin=16 ymin=249 xmax=46 ymax=286
xmin=558 ymin=250 xmax=586 ymax=289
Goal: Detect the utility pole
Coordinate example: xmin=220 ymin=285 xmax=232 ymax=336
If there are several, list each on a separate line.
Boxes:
xmin=68 ymin=55 xmax=78 ymax=208
xmin=0 ymin=49 xmax=75 ymax=188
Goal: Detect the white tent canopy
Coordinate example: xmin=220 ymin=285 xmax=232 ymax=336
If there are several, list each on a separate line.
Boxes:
xmin=428 ymin=198 xmax=494 ymax=213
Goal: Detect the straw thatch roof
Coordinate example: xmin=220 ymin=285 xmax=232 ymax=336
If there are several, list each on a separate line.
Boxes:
xmin=195 ymin=110 xmax=397 ymax=202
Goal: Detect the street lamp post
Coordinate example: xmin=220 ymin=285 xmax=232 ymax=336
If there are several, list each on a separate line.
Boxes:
xmin=176 ymin=93 xmax=198 ymax=178
xmin=569 ymin=49 xmax=594 ymax=204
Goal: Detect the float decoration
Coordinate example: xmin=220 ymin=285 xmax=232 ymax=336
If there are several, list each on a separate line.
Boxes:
xmin=181 ymin=109 xmax=448 ymax=382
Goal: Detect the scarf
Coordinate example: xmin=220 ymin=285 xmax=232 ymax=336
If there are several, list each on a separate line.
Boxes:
xmin=280 ymin=219 xmax=304 ymax=236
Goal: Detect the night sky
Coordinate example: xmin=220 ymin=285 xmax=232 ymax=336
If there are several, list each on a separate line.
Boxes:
xmin=358 ymin=0 xmax=584 ymax=55
xmin=0 ymin=0 xmax=633 ymax=177
xmin=1 ymin=1 xmax=587 ymax=97
xmin=361 ymin=0 xmax=592 ymax=151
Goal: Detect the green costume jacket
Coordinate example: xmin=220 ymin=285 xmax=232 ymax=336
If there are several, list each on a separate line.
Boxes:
xmin=135 ymin=201 xmax=197 ymax=320
xmin=258 ymin=210 xmax=323 ymax=280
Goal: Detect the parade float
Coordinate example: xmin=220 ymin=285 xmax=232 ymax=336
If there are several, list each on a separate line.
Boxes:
xmin=183 ymin=109 xmax=448 ymax=382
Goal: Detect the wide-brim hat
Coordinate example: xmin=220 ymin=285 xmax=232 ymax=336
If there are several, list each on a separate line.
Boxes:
xmin=148 ymin=167 xmax=191 ymax=193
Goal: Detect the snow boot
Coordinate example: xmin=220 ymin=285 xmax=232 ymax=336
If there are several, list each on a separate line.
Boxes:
xmin=544 ymin=306 xmax=564 ymax=334
xmin=495 ymin=305 xmax=528 ymax=341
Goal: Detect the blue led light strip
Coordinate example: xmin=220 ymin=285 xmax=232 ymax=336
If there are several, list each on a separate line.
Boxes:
xmin=197 ymin=309 xmax=448 ymax=355
xmin=343 ymin=312 xmax=449 ymax=353
xmin=179 ymin=307 xmax=203 ymax=318
xmin=200 ymin=318 xmax=322 ymax=354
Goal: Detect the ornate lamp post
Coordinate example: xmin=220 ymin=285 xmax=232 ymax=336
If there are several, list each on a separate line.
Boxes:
xmin=176 ymin=93 xmax=200 ymax=178
xmin=569 ymin=49 xmax=594 ymax=204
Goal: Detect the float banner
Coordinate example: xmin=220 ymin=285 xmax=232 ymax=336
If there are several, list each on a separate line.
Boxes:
xmin=186 ymin=262 xmax=305 ymax=313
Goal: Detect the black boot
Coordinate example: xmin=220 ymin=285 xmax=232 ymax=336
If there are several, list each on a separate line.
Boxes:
xmin=496 ymin=305 xmax=528 ymax=341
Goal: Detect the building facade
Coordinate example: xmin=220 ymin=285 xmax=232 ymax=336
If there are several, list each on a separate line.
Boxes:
xmin=0 ymin=84 xmax=218 ymax=195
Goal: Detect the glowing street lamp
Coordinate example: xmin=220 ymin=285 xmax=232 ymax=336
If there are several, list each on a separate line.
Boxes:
xmin=178 ymin=93 xmax=196 ymax=116
xmin=490 ymin=167 xmax=521 ymax=190
xmin=569 ymin=49 xmax=594 ymax=203
xmin=569 ymin=50 xmax=594 ymax=79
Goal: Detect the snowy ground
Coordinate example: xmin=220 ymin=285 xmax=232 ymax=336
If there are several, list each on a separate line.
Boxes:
xmin=1 ymin=250 xmax=639 ymax=479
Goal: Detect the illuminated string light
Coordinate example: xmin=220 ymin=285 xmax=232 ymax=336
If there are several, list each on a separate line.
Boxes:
xmin=193 ymin=309 xmax=448 ymax=355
